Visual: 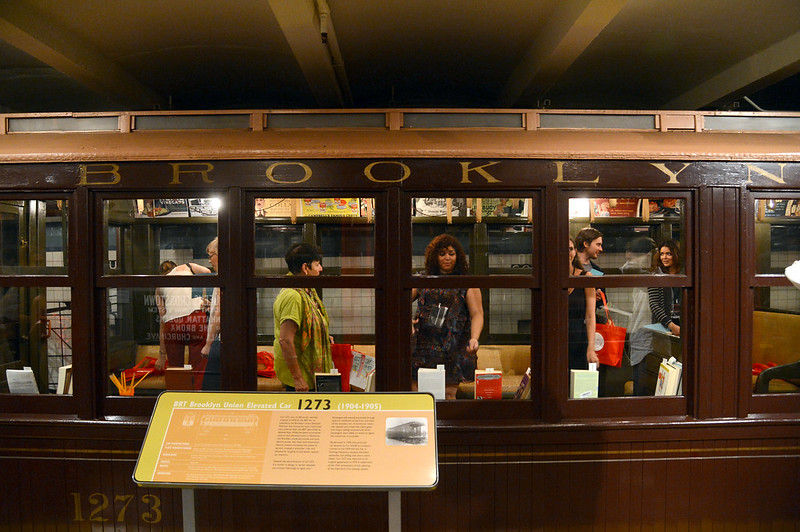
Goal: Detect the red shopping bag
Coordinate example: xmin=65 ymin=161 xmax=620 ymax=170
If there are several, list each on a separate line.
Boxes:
xmin=330 ymin=343 xmax=354 ymax=391
xmin=595 ymin=292 xmax=625 ymax=367
xmin=257 ymin=351 xmax=276 ymax=378
xmin=121 ymin=356 xmax=163 ymax=380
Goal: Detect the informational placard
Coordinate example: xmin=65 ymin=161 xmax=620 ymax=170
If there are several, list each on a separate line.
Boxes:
xmin=133 ymin=392 xmax=437 ymax=490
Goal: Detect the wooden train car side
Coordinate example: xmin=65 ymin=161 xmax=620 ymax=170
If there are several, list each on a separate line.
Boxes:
xmin=1 ymin=109 xmax=798 ymax=530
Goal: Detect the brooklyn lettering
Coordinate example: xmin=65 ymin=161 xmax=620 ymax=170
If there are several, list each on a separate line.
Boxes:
xmin=76 ymin=161 xmax=797 ymax=187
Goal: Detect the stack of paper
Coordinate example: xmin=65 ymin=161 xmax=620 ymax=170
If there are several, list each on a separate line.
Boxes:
xmin=418 ymin=365 xmax=445 ymax=400
xmin=570 ymin=363 xmax=598 ymax=399
xmin=6 ymin=367 xmax=39 ymax=394
xmin=654 ymin=357 xmax=683 ymax=396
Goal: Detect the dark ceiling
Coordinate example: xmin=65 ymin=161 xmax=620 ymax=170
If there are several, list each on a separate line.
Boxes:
xmin=1 ymin=0 xmax=799 ymax=114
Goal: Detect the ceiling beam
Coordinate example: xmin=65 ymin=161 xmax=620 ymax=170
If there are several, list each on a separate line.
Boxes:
xmin=0 ymin=2 xmax=166 ymax=110
xmin=497 ymin=0 xmax=628 ymax=108
xmin=663 ymin=30 xmax=800 ymax=110
xmin=268 ymin=0 xmax=344 ymax=107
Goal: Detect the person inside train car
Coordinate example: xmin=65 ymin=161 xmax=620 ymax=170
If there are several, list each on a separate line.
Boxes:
xmin=621 ymin=237 xmax=657 ymax=395
xmin=574 ymin=226 xmax=608 ymax=324
xmin=273 ymin=243 xmax=334 ymax=392
xmin=568 ymin=237 xmax=599 ymax=371
xmin=648 ymin=239 xmax=683 ymax=337
xmin=575 ymin=226 xmax=604 ymax=276
xmin=154 ymin=259 xmax=212 ymax=389
xmin=201 ymin=238 xmax=221 ymax=390
xmin=411 ymin=234 xmax=484 ymax=399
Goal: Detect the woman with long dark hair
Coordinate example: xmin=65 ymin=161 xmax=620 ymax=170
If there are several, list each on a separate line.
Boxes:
xmin=412 ymin=234 xmax=483 ymax=399
xmin=649 ymin=239 xmax=683 ymax=337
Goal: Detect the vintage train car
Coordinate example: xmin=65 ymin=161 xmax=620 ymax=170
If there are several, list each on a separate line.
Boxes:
xmin=0 ymin=108 xmax=799 ymax=530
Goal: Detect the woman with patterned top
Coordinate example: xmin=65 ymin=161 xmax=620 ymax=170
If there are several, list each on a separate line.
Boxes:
xmin=412 ymin=234 xmax=484 ymax=400
xmin=273 ymin=243 xmax=333 ymax=392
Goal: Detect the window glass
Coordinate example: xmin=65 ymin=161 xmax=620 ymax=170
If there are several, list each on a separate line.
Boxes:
xmin=107 ymin=285 xmax=214 ymax=396
xmin=567 ymin=284 xmax=684 ymax=399
xmin=754 ymin=198 xmax=800 ymax=274
xmin=103 ymin=198 xmax=219 ymax=275
xmin=254 ymin=198 xmax=374 ymax=276
xmin=0 ymin=199 xmax=67 ymax=275
xmin=411 ymin=284 xmax=531 ymax=400
xmin=567 ymin=195 xmax=687 ymax=400
xmin=752 ymin=287 xmax=800 ymax=394
xmin=256 ymin=287 xmax=375 ymax=392
xmin=1 ymin=286 xmax=73 ymax=394
xmin=412 ymin=197 xmax=533 ymax=275
xmin=569 ymin=198 xmax=684 ymax=275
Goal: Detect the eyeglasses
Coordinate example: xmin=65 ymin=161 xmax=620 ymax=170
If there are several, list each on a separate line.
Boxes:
xmin=208 ymin=251 xmax=218 ymax=258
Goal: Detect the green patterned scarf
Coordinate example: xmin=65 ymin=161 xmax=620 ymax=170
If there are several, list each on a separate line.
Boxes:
xmin=294 ymin=288 xmax=332 ymax=376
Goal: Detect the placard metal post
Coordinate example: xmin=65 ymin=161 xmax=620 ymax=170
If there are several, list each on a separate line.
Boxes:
xmin=388 ymin=490 xmax=401 ymax=532
xmin=181 ymin=488 xmax=197 ymax=532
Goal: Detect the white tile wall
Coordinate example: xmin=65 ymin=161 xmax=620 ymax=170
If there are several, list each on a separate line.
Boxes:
xmin=595 ymin=251 xmax=625 ymax=270
xmin=46 ymin=251 xmax=64 ymax=267
xmin=256 ymin=288 xmax=376 ymax=337
xmin=489 ymin=289 xmax=531 ymax=334
xmin=767 ymin=286 xmax=800 ymax=313
xmin=771 ymin=251 xmax=798 ymax=270
xmin=45 ymin=253 xmax=72 ymax=390
xmin=160 ymin=248 xmax=195 ymax=266
xmin=488 ymin=253 xmax=532 ymax=268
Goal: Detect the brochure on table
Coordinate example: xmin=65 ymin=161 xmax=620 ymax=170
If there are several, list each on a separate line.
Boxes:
xmin=133 ymin=391 xmax=437 ymax=490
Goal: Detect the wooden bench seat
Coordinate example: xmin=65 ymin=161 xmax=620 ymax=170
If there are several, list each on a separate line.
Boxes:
xmin=753 ymin=311 xmax=800 ymax=393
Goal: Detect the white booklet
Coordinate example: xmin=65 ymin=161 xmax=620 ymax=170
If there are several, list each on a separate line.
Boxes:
xmin=417 ymin=365 xmax=445 ymax=400
xmin=7 ymin=367 xmax=40 ymax=394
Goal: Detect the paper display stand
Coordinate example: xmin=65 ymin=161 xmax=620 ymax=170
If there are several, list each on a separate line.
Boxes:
xmin=134 ymin=391 xmax=438 ymax=532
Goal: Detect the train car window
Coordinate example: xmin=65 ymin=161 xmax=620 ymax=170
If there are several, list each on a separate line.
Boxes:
xmin=1 ymin=286 xmax=73 ymax=394
xmin=0 ymin=199 xmax=72 ymax=395
xmin=103 ymin=198 xmax=219 ymax=276
xmin=752 ymin=197 xmax=800 ymax=395
xmin=568 ymin=197 xmax=688 ymax=400
xmin=568 ymin=198 xmax=684 ymax=275
xmin=255 ymin=198 xmax=374 ymax=276
xmin=568 ymin=285 xmax=685 ymax=398
xmin=106 ymin=285 xmax=214 ymax=396
xmin=410 ymin=196 xmax=535 ymax=400
xmin=411 ymin=286 xmax=532 ymax=400
xmin=752 ymin=287 xmax=800 ymax=395
xmin=256 ymin=287 xmax=375 ymax=392
xmin=412 ymin=197 xmax=533 ymax=276
xmin=0 ymin=199 xmax=67 ymax=275
xmin=754 ymin=198 xmax=800 ymax=274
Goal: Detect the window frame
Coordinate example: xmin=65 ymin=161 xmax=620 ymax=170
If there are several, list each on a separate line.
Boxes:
xmin=404 ymin=191 xmax=541 ymax=419
xmin=745 ymin=190 xmax=800 ymax=413
xmin=555 ymin=189 xmax=694 ymax=420
xmin=95 ymin=190 xmax=224 ymax=417
xmin=0 ymin=192 xmax=78 ymax=415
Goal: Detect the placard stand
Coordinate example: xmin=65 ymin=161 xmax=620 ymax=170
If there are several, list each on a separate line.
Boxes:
xmin=179 ymin=488 xmax=401 ymax=532
xmin=388 ymin=490 xmax=402 ymax=532
xmin=182 ymin=489 xmax=196 ymax=532
xmin=134 ymin=392 xmax=437 ymax=531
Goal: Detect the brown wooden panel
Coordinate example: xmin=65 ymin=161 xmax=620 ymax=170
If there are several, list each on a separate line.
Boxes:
xmin=722 ymin=187 xmax=742 ymax=418
xmin=4 ymin=430 xmax=799 ymax=530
